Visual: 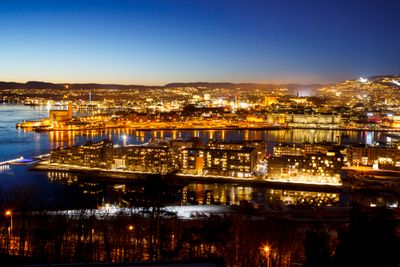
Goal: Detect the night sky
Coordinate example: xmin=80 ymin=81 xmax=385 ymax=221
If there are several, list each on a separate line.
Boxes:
xmin=0 ymin=0 xmax=399 ymax=84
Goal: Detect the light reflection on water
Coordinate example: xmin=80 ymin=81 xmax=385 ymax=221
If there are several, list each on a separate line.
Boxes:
xmin=25 ymin=127 xmax=386 ymax=156
xmin=46 ymin=170 xmax=341 ymax=208
xmin=0 ymin=164 xmax=11 ymax=174
xmin=179 ymin=184 xmax=339 ymax=207
xmin=45 ymin=169 xmax=400 ymax=209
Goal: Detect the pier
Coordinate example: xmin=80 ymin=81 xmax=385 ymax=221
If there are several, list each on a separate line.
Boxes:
xmin=0 ymin=156 xmax=38 ymax=166
xmin=0 ymin=156 xmax=24 ymax=166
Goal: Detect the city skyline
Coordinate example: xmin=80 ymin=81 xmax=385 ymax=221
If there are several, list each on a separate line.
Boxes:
xmin=1 ymin=1 xmax=399 ymax=266
xmin=1 ymin=0 xmax=400 ymax=85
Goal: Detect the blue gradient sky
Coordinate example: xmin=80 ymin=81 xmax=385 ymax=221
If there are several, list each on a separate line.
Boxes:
xmin=0 ymin=0 xmax=399 ymax=85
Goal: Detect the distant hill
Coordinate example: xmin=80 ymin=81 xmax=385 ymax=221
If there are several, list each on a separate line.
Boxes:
xmin=0 ymin=81 xmax=324 ymax=92
xmin=164 ymin=82 xmax=324 ymax=90
xmin=0 ymin=81 xmax=158 ymax=90
xmin=1 ymin=75 xmax=398 ymax=91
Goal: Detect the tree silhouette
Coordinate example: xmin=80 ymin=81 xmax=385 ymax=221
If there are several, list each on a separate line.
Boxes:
xmin=304 ymin=227 xmax=331 ymax=267
xmin=333 ymin=206 xmax=399 ymax=267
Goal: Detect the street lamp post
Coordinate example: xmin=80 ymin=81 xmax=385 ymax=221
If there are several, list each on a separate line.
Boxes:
xmin=5 ymin=210 xmax=13 ymax=253
xmin=5 ymin=210 xmax=12 ymax=236
xmin=126 ymin=225 xmax=134 ymax=261
xmin=263 ymin=245 xmax=271 ymax=267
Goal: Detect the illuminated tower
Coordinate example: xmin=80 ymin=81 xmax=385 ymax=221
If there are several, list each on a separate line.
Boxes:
xmin=68 ymin=101 xmax=73 ymax=119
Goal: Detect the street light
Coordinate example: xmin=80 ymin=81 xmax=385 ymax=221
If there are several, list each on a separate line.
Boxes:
xmin=5 ymin=210 xmax=13 ymax=238
xmin=125 ymin=225 xmax=134 ymax=261
xmin=128 ymin=225 xmax=134 ymax=243
xmin=263 ymin=244 xmax=271 ymax=267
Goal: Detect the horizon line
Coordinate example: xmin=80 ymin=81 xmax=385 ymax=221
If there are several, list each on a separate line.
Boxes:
xmin=0 ymin=73 xmax=398 ymax=87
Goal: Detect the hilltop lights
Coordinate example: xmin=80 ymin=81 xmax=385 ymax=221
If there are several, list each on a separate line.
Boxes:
xmin=392 ymin=79 xmax=400 ymax=86
xmin=359 ymin=77 xmax=368 ymax=83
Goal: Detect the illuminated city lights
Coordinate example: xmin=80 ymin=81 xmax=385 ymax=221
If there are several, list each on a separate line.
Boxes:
xmin=0 ymin=1 xmax=399 ymax=266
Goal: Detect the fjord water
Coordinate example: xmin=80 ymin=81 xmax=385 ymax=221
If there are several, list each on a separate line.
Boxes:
xmin=0 ymin=104 xmax=388 ymax=210
xmin=0 ymin=104 xmax=48 ymax=161
xmin=0 ymin=103 xmax=385 ymax=161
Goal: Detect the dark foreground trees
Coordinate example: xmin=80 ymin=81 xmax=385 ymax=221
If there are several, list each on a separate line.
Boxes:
xmin=0 ymin=206 xmax=399 ymax=266
xmin=333 ymin=207 xmax=400 ymax=267
xmin=0 ymin=178 xmax=399 ymax=267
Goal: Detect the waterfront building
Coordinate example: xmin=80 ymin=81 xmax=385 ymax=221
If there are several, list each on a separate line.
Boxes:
xmin=206 ymin=140 xmax=266 ymax=161
xmin=268 ymin=149 xmax=343 ymax=184
xmin=49 ymin=138 xmax=260 ymax=178
xmin=285 ymin=113 xmax=342 ymax=128
xmin=118 ymin=145 xmax=174 ymax=173
xmin=49 ymin=101 xmax=73 ymax=121
xmin=245 ymin=140 xmax=267 ymax=161
xmin=267 ymin=113 xmax=286 ymax=124
xmin=268 ymin=155 xmax=303 ymax=178
xmin=50 ymin=139 xmax=112 ymax=168
xmin=349 ymin=144 xmax=400 ymax=169
xmin=273 ymin=143 xmax=303 ymax=157
xmin=273 ymin=142 xmax=338 ymax=157
xmin=181 ymin=146 xmax=257 ymax=178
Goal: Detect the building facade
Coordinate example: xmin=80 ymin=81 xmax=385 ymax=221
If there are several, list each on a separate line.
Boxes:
xmin=49 ymin=102 xmax=73 ymax=121
xmin=349 ymin=145 xmax=400 ymax=168
xmin=49 ymin=138 xmax=260 ymax=178
xmin=181 ymin=146 xmax=257 ymax=178
xmin=285 ymin=113 xmax=342 ymax=128
xmin=50 ymin=139 xmax=112 ymax=168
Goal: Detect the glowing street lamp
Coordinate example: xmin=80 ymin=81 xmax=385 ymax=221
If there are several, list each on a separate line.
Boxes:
xmin=5 ymin=210 xmax=13 ymax=236
xmin=263 ymin=244 xmax=271 ymax=267
xmin=125 ymin=225 xmax=135 ymax=261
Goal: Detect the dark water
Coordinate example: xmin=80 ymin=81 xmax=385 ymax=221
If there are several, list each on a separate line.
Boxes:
xmin=0 ymin=104 xmax=395 ymax=210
